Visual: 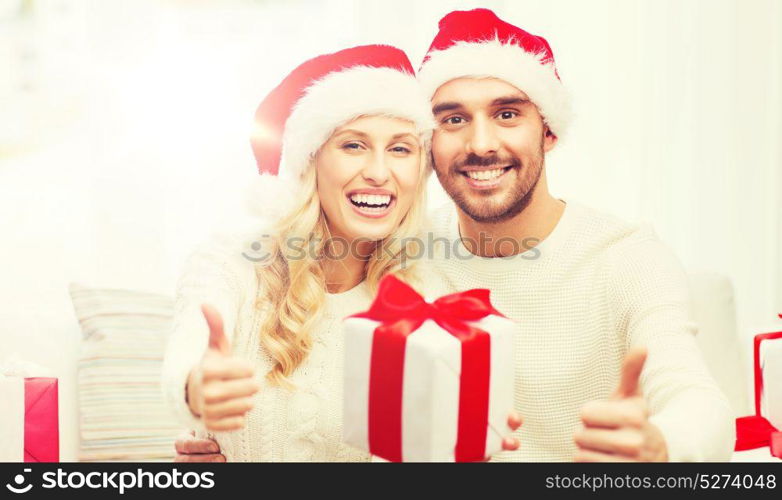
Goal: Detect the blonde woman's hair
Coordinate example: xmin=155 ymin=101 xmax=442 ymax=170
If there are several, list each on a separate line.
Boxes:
xmin=254 ymin=130 xmax=430 ymax=389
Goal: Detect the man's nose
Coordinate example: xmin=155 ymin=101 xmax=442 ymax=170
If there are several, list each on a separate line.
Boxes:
xmin=466 ymin=116 xmax=500 ymax=156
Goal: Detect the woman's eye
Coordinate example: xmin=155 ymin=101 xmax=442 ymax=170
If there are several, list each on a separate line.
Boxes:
xmin=342 ymin=142 xmax=363 ymax=150
xmin=390 ymin=146 xmax=411 ymax=154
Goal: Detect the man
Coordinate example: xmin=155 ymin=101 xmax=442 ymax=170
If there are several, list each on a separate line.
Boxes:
xmin=176 ymin=8 xmax=734 ymax=462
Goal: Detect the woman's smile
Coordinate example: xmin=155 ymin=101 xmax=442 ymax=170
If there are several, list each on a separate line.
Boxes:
xmin=345 ymin=188 xmax=397 ymax=219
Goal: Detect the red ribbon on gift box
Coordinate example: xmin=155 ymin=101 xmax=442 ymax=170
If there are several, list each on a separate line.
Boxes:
xmin=734 ymin=314 xmax=782 ymax=458
xmin=349 ymin=275 xmax=503 ymax=462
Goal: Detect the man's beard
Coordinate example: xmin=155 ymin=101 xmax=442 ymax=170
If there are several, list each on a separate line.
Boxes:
xmin=434 ymin=142 xmax=545 ymax=224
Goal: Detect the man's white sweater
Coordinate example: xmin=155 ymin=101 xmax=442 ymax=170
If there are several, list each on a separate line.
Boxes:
xmin=423 ymin=198 xmax=735 ymax=461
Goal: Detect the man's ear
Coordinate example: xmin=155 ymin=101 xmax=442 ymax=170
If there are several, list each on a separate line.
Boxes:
xmin=542 ymin=125 xmax=558 ymax=153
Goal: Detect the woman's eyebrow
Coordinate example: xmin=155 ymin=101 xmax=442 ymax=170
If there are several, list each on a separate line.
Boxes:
xmin=390 ymin=132 xmax=417 ymax=142
xmin=333 ymin=129 xmax=368 ymax=139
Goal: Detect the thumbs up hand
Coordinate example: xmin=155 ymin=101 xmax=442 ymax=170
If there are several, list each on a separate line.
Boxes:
xmin=186 ymin=304 xmax=261 ymax=432
xmin=573 ymin=348 xmax=669 ymax=462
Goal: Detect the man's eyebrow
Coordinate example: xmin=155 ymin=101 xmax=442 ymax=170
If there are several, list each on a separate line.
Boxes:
xmin=491 ymin=96 xmax=530 ymax=107
xmin=432 ymin=97 xmax=529 ymax=115
xmin=431 ymin=102 xmax=464 ymax=115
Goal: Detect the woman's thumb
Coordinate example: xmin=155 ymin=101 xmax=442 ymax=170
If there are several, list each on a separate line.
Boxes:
xmin=201 ymin=303 xmax=230 ymax=355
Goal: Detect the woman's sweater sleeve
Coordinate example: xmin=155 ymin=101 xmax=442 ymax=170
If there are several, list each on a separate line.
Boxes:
xmin=161 ymin=235 xmax=249 ymax=431
xmin=608 ymin=225 xmax=735 ymax=462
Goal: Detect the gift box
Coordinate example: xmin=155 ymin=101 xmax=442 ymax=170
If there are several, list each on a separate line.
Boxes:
xmin=735 ymin=315 xmax=782 ymax=458
xmin=0 ymin=356 xmax=60 ymax=462
xmin=342 ymin=275 xmax=515 ymax=462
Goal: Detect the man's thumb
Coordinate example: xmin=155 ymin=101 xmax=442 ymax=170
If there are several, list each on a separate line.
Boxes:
xmin=201 ymin=303 xmax=230 ymax=355
xmin=613 ymin=347 xmax=647 ymax=399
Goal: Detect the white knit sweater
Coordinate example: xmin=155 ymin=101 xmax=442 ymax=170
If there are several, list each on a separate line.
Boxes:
xmin=424 ymin=198 xmax=735 ymax=462
xmin=160 ymin=233 xmax=373 ymax=462
xmin=161 ymin=198 xmax=735 ymax=462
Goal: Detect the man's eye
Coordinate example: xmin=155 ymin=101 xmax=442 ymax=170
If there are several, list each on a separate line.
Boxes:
xmin=498 ymin=111 xmax=518 ymax=120
xmin=444 ymin=116 xmax=464 ymax=125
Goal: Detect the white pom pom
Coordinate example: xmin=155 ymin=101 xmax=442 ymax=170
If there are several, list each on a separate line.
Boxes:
xmin=244 ymin=173 xmax=298 ymax=222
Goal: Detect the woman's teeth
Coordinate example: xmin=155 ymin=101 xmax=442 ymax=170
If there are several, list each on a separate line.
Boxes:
xmin=466 ymin=168 xmax=505 ymax=181
xmin=349 ymin=193 xmax=392 ymax=210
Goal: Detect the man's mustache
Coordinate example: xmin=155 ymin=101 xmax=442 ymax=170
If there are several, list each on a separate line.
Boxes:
xmin=452 ymin=153 xmax=522 ymax=170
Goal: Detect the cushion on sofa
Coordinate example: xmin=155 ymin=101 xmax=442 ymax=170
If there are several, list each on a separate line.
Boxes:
xmin=69 ymin=283 xmax=184 ymax=461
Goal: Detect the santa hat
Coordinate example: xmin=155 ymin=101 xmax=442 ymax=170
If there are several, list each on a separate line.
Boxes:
xmin=251 ymin=45 xmax=434 ymax=179
xmin=417 ymin=9 xmax=571 ymax=139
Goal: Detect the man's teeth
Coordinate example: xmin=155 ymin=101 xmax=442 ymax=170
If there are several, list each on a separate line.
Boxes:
xmin=349 ymin=194 xmax=391 ymax=206
xmin=466 ymin=168 xmax=505 ymax=181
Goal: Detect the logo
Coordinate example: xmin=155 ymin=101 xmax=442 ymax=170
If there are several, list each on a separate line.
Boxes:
xmin=6 ymin=468 xmax=33 ymax=494
xmin=241 ymin=235 xmax=274 ymax=267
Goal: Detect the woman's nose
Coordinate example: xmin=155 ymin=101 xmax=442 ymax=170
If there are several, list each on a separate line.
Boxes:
xmin=360 ymin=151 xmax=391 ymax=185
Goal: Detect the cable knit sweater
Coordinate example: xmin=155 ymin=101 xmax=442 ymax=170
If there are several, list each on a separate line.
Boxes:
xmin=160 ymin=233 xmax=373 ymax=462
xmin=424 ymin=198 xmax=735 ymax=462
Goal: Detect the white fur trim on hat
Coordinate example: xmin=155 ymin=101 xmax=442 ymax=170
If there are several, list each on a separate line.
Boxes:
xmin=418 ymin=38 xmax=572 ymax=139
xmin=279 ymin=66 xmax=436 ymax=181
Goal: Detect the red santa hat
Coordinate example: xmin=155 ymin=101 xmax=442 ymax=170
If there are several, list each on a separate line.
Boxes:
xmin=417 ymin=9 xmax=571 ymax=139
xmin=251 ymin=45 xmax=435 ymax=182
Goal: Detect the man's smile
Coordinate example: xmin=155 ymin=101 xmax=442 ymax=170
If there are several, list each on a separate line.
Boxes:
xmin=459 ymin=165 xmax=514 ymax=190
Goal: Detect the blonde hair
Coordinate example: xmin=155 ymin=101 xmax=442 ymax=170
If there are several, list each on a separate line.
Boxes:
xmin=254 ymin=131 xmax=430 ymax=389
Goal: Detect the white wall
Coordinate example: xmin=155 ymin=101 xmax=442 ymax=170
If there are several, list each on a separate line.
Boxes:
xmin=1 ymin=0 xmax=780 ymax=460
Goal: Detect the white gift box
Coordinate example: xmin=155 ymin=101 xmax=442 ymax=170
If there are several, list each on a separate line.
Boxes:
xmin=759 ymin=331 xmax=782 ymax=430
xmin=342 ymin=279 xmax=516 ymax=462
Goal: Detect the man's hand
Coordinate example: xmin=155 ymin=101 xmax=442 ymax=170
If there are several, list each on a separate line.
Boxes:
xmin=174 ymin=431 xmax=225 ymax=463
xmin=186 ymin=304 xmax=261 ymax=432
xmin=574 ymin=348 xmax=669 ymax=462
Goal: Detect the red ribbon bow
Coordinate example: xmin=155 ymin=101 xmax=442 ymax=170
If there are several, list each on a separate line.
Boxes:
xmin=350 ymin=275 xmax=503 ymax=462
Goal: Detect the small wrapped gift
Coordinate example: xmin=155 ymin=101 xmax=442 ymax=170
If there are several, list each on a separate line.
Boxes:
xmin=342 ymin=275 xmax=515 ymax=462
xmin=0 ymin=355 xmax=60 ymax=462
xmin=735 ymin=315 xmax=782 ymax=458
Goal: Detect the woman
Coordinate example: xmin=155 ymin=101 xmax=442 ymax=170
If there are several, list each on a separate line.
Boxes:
xmin=161 ymin=45 xmax=519 ymax=461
